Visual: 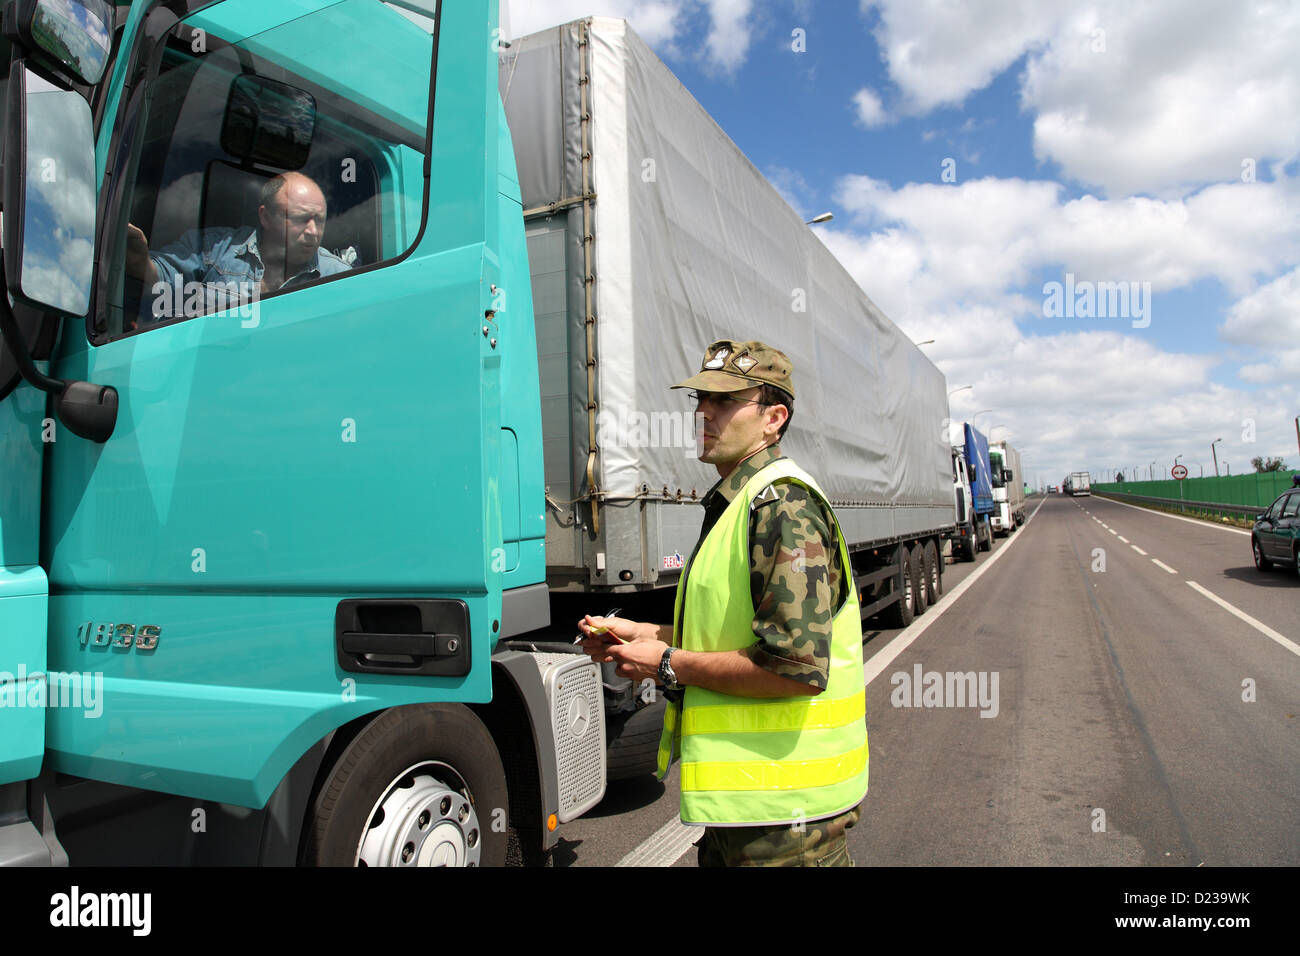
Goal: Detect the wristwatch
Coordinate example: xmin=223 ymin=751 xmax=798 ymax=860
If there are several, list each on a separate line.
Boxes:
xmin=658 ymin=647 xmax=680 ymax=690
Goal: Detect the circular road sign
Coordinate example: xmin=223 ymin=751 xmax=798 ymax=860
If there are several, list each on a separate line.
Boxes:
xmin=1171 ymin=464 xmax=1189 ymax=480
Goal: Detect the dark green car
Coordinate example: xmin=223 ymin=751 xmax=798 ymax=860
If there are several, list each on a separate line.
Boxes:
xmin=1251 ymin=490 xmax=1300 ymax=576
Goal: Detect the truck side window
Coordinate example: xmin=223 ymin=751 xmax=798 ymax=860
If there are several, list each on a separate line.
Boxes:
xmin=95 ymin=0 xmax=438 ymax=341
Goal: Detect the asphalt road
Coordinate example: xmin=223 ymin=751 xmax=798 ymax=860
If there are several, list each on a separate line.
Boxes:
xmin=555 ymin=494 xmax=1300 ymax=867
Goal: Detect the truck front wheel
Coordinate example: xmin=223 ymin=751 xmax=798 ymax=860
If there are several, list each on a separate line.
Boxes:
xmin=301 ymin=704 xmax=509 ymax=867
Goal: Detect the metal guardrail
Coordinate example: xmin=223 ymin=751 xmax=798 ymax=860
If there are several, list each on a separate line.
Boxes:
xmin=1094 ymin=490 xmax=1264 ymax=518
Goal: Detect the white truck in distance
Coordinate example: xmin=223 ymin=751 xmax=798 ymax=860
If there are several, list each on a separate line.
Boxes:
xmin=1068 ymin=472 xmax=1092 ymax=496
xmin=989 ymin=441 xmax=1025 ymax=535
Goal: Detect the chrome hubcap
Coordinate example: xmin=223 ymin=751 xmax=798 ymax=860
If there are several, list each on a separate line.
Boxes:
xmin=355 ymin=762 xmax=481 ymax=867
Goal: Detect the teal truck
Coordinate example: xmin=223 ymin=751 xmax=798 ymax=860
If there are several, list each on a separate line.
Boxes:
xmin=0 ymin=1 xmax=952 ymax=866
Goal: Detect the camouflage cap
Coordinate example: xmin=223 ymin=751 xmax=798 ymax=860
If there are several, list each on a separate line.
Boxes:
xmin=670 ymin=339 xmax=795 ymax=399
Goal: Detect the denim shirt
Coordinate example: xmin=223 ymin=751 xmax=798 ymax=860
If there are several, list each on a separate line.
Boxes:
xmin=150 ymin=225 xmax=351 ymax=293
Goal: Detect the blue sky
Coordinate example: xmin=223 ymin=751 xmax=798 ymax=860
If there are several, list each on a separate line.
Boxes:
xmin=509 ymin=0 xmax=1300 ymax=486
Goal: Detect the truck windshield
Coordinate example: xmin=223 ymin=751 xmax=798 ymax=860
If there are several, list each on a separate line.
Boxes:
xmin=989 ymin=452 xmax=1005 ymax=488
xmin=95 ymin=0 xmax=438 ymax=340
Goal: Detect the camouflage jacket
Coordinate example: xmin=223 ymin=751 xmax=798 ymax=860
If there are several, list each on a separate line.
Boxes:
xmin=692 ymin=445 xmax=847 ymax=690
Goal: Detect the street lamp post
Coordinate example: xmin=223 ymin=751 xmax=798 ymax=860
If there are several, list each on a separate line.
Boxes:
xmin=806 ymin=212 xmax=833 ymax=225
xmin=948 ymin=384 xmax=973 ymax=399
xmin=973 ymin=409 xmax=992 ymax=433
xmin=1211 ymin=437 xmax=1222 ymax=477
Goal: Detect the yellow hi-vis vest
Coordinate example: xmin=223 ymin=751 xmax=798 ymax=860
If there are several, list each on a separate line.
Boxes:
xmin=657 ymin=457 xmax=868 ymax=826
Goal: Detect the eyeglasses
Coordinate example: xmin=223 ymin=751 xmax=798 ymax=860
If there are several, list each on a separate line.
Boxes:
xmin=685 ymin=391 xmax=771 ymax=409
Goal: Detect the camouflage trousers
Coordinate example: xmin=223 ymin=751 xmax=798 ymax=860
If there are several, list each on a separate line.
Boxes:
xmin=695 ymin=805 xmax=860 ymax=867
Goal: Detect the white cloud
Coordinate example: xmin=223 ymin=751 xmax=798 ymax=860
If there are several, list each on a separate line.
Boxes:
xmin=862 ymin=0 xmax=1300 ymax=196
xmin=817 ymin=172 xmax=1300 ymax=478
xmin=506 ymin=0 xmax=689 ymax=48
xmin=1220 ymin=267 xmax=1300 ymax=346
xmin=1221 ymin=268 xmax=1300 ymax=384
xmin=505 ymin=0 xmax=763 ymax=73
xmin=701 ymin=0 xmax=754 ymax=73
xmin=832 ymin=175 xmax=1300 ymax=312
xmin=852 ymin=87 xmax=888 ymax=128
xmin=862 ymin=0 xmax=1057 ymax=112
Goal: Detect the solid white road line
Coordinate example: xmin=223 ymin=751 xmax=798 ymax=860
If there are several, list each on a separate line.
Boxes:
xmin=1118 ymin=536 xmax=1130 ymax=544
xmin=862 ymin=497 xmax=1047 ymax=688
xmin=1098 ymin=495 xmax=1251 ymax=537
xmin=1151 ymin=558 xmax=1178 ymax=574
xmin=616 ymin=815 xmax=701 ymax=867
xmin=1108 ymin=529 xmax=1118 ymax=535
xmin=1131 ymin=545 xmax=1148 ymax=555
xmin=1186 ymin=581 xmax=1300 ymax=659
xmin=622 ymin=496 xmax=1056 ymax=868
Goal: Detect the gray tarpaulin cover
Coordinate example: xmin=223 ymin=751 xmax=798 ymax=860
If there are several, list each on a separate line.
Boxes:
xmin=501 ymin=18 xmax=950 ymax=513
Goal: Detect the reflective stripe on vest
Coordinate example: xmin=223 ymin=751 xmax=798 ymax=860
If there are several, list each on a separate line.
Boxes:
xmin=662 ymin=458 xmax=868 ymax=826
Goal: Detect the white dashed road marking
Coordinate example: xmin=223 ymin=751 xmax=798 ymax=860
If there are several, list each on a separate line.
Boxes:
xmin=1151 ymin=559 xmax=1178 ymax=574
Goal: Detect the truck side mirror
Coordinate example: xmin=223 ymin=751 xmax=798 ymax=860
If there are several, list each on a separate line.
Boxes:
xmin=0 ymin=60 xmax=116 ymax=441
xmin=3 ymin=60 xmax=97 ymax=315
xmin=7 ymin=0 xmax=114 ymax=86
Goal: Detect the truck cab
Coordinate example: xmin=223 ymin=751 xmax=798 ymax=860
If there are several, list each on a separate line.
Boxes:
xmin=1 ymin=0 xmax=604 ymax=866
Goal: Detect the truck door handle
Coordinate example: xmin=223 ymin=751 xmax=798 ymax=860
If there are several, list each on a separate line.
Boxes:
xmin=335 ymin=599 xmax=471 ymax=676
xmin=340 ymin=631 xmax=461 ymax=657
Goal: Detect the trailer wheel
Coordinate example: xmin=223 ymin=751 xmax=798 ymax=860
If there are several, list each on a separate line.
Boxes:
xmin=977 ymin=518 xmax=992 ymax=552
xmin=924 ymin=540 xmax=942 ymax=600
xmin=301 ymin=704 xmax=509 ymax=867
xmin=606 ymin=696 xmax=668 ymax=781
xmin=884 ymin=548 xmax=915 ymax=628
xmin=911 ymin=544 xmax=929 ymax=616
xmin=961 ymin=522 xmax=978 ymax=562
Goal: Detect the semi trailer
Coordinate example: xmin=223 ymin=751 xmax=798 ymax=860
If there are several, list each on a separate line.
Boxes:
xmin=957 ymin=424 xmax=996 ymax=556
xmin=0 ymin=1 xmax=954 ymax=866
xmin=989 ymin=440 xmax=1025 ymax=534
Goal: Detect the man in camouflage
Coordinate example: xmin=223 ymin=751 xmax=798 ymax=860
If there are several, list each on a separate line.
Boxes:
xmin=578 ymin=339 xmax=863 ymax=867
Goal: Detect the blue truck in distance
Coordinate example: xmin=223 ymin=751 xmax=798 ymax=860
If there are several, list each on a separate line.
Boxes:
xmin=962 ymin=424 xmax=996 ymax=554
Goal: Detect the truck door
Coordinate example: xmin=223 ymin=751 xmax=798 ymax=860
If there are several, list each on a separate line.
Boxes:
xmin=41 ymin=0 xmax=507 ymax=807
xmin=0 ymin=383 xmax=49 ymax=785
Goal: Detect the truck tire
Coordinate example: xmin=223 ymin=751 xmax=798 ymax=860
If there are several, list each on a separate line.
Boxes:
xmin=301 ymin=704 xmax=509 ymax=867
xmin=977 ymin=518 xmax=992 ymax=552
xmin=606 ymin=696 xmax=667 ymax=781
xmin=961 ymin=522 xmax=978 ymax=562
xmin=884 ymin=548 xmax=915 ymax=628
xmin=1251 ymin=537 xmax=1272 ymax=571
xmin=924 ymin=540 xmax=942 ymax=600
xmin=911 ymin=544 xmax=929 ymax=616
